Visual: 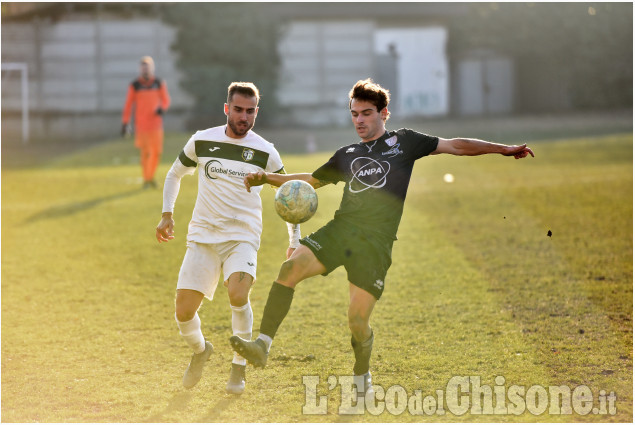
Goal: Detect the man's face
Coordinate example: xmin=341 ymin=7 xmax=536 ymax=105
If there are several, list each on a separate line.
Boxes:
xmin=350 ymin=98 xmax=387 ymax=142
xmin=140 ymin=62 xmax=153 ymax=79
xmin=224 ymin=93 xmax=258 ymax=138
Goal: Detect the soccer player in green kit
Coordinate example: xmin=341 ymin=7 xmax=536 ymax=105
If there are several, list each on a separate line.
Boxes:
xmin=231 ymin=78 xmax=534 ymax=396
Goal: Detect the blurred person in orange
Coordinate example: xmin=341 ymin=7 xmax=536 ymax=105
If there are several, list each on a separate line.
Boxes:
xmin=122 ymin=56 xmax=171 ymax=188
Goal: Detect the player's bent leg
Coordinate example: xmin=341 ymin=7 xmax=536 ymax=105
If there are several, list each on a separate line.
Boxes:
xmin=348 ymin=284 xmax=377 ymax=397
xmin=175 ymin=289 xmax=205 ymax=322
xmin=276 ymin=245 xmax=327 ymax=287
xmin=230 ymin=246 xmax=327 ymax=368
xmin=225 ymin=272 xmax=254 ymax=394
xmin=348 ymin=284 xmax=376 ymax=343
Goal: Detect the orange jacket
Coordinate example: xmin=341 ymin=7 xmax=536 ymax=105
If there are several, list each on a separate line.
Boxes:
xmin=122 ymin=77 xmax=171 ymax=133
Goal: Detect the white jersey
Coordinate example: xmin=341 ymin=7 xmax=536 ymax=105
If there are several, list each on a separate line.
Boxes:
xmin=163 ymin=125 xmax=284 ymax=248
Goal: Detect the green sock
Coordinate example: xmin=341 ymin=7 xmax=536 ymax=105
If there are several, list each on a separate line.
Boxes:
xmin=351 ymin=330 xmax=374 ymax=375
xmin=259 ymin=282 xmax=294 ymax=340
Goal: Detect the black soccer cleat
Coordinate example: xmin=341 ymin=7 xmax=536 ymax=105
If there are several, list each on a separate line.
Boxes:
xmin=229 ymin=336 xmax=268 ymax=368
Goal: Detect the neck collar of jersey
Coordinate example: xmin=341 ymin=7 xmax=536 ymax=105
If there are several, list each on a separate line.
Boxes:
xmin=359 ymin=131 xmax=390 ymax=151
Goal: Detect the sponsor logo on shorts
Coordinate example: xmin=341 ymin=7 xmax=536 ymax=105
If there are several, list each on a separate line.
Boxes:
xmin=304 ymin=237 xmax=322 ymax=251
xmin=247 ymin=262 xmax=255 ymax=267
xmin=374 ymin=279 xmax=384 ymax=290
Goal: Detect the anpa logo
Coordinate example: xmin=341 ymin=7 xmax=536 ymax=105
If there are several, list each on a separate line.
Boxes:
xmin=349 ymin=157 xmax=391 ymax=193
xmin=242 ymin=148 xmax=255 ymax=162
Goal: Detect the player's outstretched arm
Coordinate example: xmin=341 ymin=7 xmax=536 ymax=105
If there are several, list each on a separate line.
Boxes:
xmin=244 ymin=171 xmax=327 ymax=192
xmin=433 ymin=137 xmax=534 ymax=159
xmin=156 ymin=212 xmax=175 ymax=243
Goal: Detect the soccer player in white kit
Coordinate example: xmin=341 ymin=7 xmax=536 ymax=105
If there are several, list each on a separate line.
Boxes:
xmin=155 ymin=82 xmax=300 ymax=394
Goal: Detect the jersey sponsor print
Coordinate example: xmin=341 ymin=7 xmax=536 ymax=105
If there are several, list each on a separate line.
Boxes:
xmin=166 ymin=125 xmax=284 ymax=248
xmin=312 ymin=129 xmax=438 ymax=240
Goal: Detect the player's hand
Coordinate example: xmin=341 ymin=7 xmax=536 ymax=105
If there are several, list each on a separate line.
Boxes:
xmin=155 ymin=107 xmax=164 ymax=116
xmin=156 ymin=214 xmax=175 ymax=243
xmin=121 ymin=123 xmax=128 ymax=137
xmin=244 ymin=170 xmax=267 ymax=192
xmin=286 ymin=247 xmax=296 ymax=259
xmin=503 ymin=144 xmax=534 ymax=159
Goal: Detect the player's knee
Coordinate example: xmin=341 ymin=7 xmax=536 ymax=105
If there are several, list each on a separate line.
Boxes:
xmin=227 ymin=285 xmax=249 ymax=307
xmin=348 ymin=312 xmax=369 ymax=336
xmin=277 ymin=258 xmax=302 ymax=286
xmin=175 ymin=304 xmax=197 ymax=322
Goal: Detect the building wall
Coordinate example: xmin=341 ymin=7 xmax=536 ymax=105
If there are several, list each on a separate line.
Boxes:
xmin=276 ymin=20 xmax=376 ymax=127
xmin=1 ymin=15 xmax=192 ymax=143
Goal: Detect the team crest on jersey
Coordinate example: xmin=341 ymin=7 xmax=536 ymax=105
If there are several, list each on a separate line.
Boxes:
xmin=242 ymin=148 xmax=255 ymax=162
xmin=384 ymin=136 xmax=398 ymax=147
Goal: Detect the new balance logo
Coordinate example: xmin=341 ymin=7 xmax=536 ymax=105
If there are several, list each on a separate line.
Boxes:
xmin=209 ymin=147 xmax=221 ymax=152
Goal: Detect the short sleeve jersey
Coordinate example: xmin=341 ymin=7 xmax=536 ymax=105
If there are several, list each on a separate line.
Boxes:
xmin=178 ymin=125 xmax=284 ymax=248
xmin=312 ymin=128 xmax=438 ymax=241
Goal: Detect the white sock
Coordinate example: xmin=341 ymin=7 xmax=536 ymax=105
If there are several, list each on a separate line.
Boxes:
xmin=175 ymin=312 xmax=206 ymax=354
xmin=257 ymin=334 xmax=273 ymax=352
xmin=231 ymin=301 xmax=253 ymax=365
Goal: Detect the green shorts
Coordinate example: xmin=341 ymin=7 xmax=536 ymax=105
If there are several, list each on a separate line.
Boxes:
xmin=299 ymin=219 xmax=393 ymax=300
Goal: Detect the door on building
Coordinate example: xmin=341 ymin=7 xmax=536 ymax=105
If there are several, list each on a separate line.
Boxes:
xmin=456 ymin=54 xmax=515 ymax=116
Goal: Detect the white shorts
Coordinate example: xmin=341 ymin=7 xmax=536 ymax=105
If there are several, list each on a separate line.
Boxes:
xmin=176 ymin=241 xmax=258 ymax=300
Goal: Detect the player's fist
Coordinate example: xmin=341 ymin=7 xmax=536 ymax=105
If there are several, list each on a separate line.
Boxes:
xmin=121 ymin=123 xmax=128 ymax=137
xmin=244 ymin=171 xmax=267 ymax=192
xmin=503 ymin=144 xmax=534 ymax=159
xmin=155 ymin=107 xmax=164 ymax=116
xmin=156 ymin=213 xmax=175 ymax=243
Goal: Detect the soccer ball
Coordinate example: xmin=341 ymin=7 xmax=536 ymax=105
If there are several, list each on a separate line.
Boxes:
xmin=274 ymin=180 xmax=318 ymax=224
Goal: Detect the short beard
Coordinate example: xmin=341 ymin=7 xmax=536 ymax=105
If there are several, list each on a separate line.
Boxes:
xmin=228 ymin=120 xmax=251 ymax=137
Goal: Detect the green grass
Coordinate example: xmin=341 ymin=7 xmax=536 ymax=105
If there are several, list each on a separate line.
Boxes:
xmin=1 ymin=132 xmax=632 ymax=422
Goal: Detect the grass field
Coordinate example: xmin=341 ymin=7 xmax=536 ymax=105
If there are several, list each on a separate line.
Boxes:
xmin=1 ymin=130 xmax=632 ymax=422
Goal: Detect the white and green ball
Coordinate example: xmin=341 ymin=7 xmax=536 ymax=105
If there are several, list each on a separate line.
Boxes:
xmin=274 ymin=180 xmax=318 ymax=224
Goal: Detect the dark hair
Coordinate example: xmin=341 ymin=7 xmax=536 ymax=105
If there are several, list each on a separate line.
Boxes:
xmin=227 ymin=82 xmax=260 ymax=104
xmin=348 ymin=78 xmax=391 ymax=121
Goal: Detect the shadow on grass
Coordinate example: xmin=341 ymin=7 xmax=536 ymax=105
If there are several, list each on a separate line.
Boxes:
xmin=23 ymin=188 xmax=144 ymax=224
xmin=143 ymin=392 xmax=194 ymax=422
xmin=197 ymin=395 xmax=239 ymax=422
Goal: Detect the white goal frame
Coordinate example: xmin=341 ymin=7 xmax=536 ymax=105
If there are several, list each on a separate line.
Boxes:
xmin=1 ymin=62 xmax=29 ymax=144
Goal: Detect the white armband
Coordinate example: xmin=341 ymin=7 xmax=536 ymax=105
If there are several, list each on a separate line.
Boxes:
xmin=287 ymin=222 xmax=301 ymax=249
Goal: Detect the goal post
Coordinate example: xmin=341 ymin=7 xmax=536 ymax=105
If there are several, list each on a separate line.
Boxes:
xmin=1 ymin=62 xmax=29 ymax=144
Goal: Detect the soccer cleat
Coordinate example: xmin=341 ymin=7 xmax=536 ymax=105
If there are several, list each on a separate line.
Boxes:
xmin=229 ymin=336 xmax=268 ymax=368
xmin=354 ymin=371 xmax=373 ymax=399
xmin=225 ymin=363 xmax=246 ymax=395
xmin=182 ymin=341 xmax=213 ymax=389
